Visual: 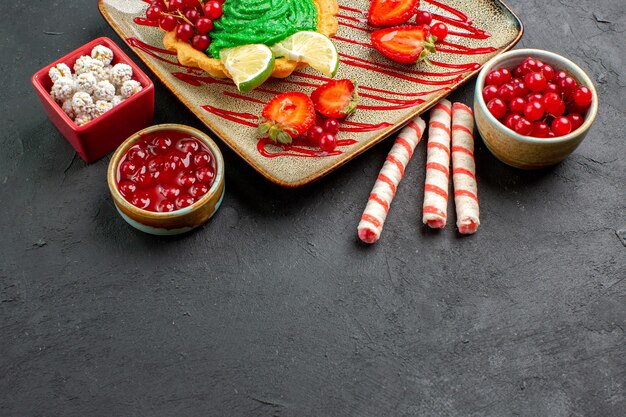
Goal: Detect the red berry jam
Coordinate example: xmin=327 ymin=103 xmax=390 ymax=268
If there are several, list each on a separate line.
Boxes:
xmin=116 ymin=131 xmax=216 ymax=213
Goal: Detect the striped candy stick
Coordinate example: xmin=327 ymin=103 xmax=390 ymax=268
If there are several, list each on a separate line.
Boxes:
xmin=451 ymin=102 xmax=480 ymax=234
xmin=422 ymin=99 xmax=452 ymax=229
xmin=358 ymin=116 xmax=426 ymax=244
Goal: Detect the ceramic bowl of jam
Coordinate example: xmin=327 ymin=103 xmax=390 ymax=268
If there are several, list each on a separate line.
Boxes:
xmin=107 ymin=124 xmax=225 ymax=235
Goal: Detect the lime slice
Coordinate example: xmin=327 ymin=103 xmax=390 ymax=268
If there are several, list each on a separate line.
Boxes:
xmin=219 ymin=44 xmax=275 ymax=92
xmin=271 ymin=31 xmax=339 ymax=77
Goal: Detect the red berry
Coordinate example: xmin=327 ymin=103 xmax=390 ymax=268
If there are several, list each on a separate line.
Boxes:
xmin=572 ymin=86 xmax=593 ymax=107
xmin=555 ymin=70 xmax=569 ymax=81
xmin=520 ymin=58 xmax=540 ymax=74
xmin=567 ymin=101 xmax=590 ymax=116
xmin=184 ymin=9 xmax=199 ymax=24
xmin=127 ymin=147 xmax=147 ymax=162
xmin=510 ymin=78 xmax=528 ymax=98
xmin=543 ymin=82 xmax=559 ymax=94
xmin=306 ymin=125 xmax=325 ymax=144
xmin=497 ymin=83 xmax=515 ymax=103
xmin=156 ymin=199 xmax=176 ymax=213
xmin=195 ymin=17 xmax=213 ymax=34
xmin=542 ymin=92 xmax=565 ymax=117
xmin=152 ymin=136 xmax=172 ymax=154
xmin=541 ymin=64 xmax=555 ymax=81
xmin=193 ymin=151 xmax=211 ymax=167
xmin=175 ymin=194 xmax=195 ymax=209
xmin=189 ymin=183 xmax=209 ymax=198
xmin=319 ymin=133 xmax=337 ymax=152
xmin=551 ymin=116 xmax=572 ymax=136
xmin=192 ymin=34 xmax=211 ymax=51
xmin=118 ymin=180 xmax=137 ymax=197
xmin=509 ymin=97 xmax=526 ymax=114
xmin=513 ymin=65 xmax=524 ymax=78
xmin=170 ymin=0 xmax=185 ymax=10
xmin=430 ymin=23 xmax=449 ymax=42
xmin=415 ymin=11 xmax=433 ymax=26
xmin=524 ymin=72 xmax=547 ymax=92
xmin=567 ymin=113 xmax=584 ymax=131
xmin=482 ymin=85 xmax=499 ymax=102
xmin=204 ymin=1 xmax=223 ymax=19
xmin=504 ymin=113 xmax=522 ymax=130
xmin=178 ymin=172 xmax=197 ymax=187
xmin=531 ymin=121 xmax=551 ymax=138
xmin=514 ymin=117 xmax=533 ymax=136
xmin=176 ymin=23 xmax=194 ymax=41
xmin=527 ymin=93 xmax=543 ymax=103
xmin=131 ymin=192 xmax=151 ymax=210
xmin=120 ymin=160 xmax=139 ymax=177
xmin=557 ymin=76 xmax=577 ymax=99
xmin=146 ymin=5 xmax=163 ymax=21
xmin=160 ymin=184 xmax=181 ymax=199
xmin=159 ymin=15 xmax=177 ymax=31
xmin=196 ymin=166 xmax=215 ymax=183
xmin=322 ymin=118 xmax=340 ymax=135
xmin=486 ymin=69 xmax=505 ymax=86
xmin=499 ymin=68 xmax=512 ymax=84
xmin=524 ymin=101 xmax=544 ymax=121
xmin=487 ymin=98 xmax=507 ymax=119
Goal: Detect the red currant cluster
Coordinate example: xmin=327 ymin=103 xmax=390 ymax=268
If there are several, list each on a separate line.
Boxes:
xmin=144 ymin=0 xmax=224 ymax=52
xmin=117 ymin=134 xmax=216 ymax=213
xmin=306 ymin=118 xmax=341 ymax=152
xmin=483 ymin=57 xmax=593 ymax=138
xmin=414 ymin=11 xmax=449 ymax=42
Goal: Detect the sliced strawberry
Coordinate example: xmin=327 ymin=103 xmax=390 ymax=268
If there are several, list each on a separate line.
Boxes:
xmin=371 ymin=25 xmax=436 ymax=65
xmin=369 ymin=0 xmax=420 ymax=27
xmin=258 ymin=92 xmax=315 ymax=144
xmin=310 ymin=79 xmax=359 ymax=119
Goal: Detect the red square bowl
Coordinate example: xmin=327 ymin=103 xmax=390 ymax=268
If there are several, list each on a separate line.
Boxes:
xmin=32 ymin=37 xmax=155 ymax=163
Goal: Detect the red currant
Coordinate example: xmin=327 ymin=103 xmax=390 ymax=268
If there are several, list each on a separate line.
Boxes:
xmin=118 ymin=180 xmax=137 ymax=197
xmin=196 ymin=166 xmax=215 ymax=183
xmin=323 ymin=118 xmax=340 ymax=135
xmin=567 ymin=101 xmax=590 ymax=116
xmin=531 ymin=121 xmax=551 ymax=138
xmin=204 ymin=1 xmax=223 ymax=19
xmin=120 ymin=160 xmax=139 ymax=177
xmin=482 ymin=85 xmax=499 ymax=102
xmin=160 ymin=185 xmax=181 ymax=199
xmin=497 ymin=83 xmax=515 ymax=103
xmin=319 ymin=133 xmax=337 ymax=152
xmin=184 ymin=9 xmax=200 ymax=24
xmin=524 ymin=101 xmax=544 ymax=121
xmin=510 ymin=78 xmax=528 ymax=98
xmin=557 ymin=76 xmax=577 ymax=99
xmin=504 ymin=113 xmax=521 ymax=130
xmin=430 ymin=23 xmax=449 ymax=42
xmin=514 ymin=117 xmax=533 ymax=136
xmin=189 ymin=183 xmax=209 ymax=198
xmin=543 ymin=83 xmax=559 ymax=95
xmin=542 ymin=92 xmax=565 ymax=117
xmin=551 ymin=116 xmax=572 ymax=136
xmin=527 ymin=93 xmax=543 ymax=103
xmin=572 ymin=86 xmax=593 ymax=107
xmin=509 ymin=97 xmax=526 ymax=114
xmin=127 ymin=147 xmax=147 ymax=162
xmin=146 ymin=5 xmax=163 ymax=21
xmin=306 ymin=125 xmax=325 ymax=144
xmin=193 ymin=151 xmax=211 ymax=167
xmin=170 ymin=0 xmax=185 ymax=10
xmin=520 ymin=58 xmax=540 ymax=74
xmin=178 ymin=172 xmax=197 ymax=187
xmin=567 ymin=113 xmax=584 ymax=131
xmin=487 ymin=98 xmax=507 ymax=119
xmin=175 ymin=194 xmax=196 ymax=209
xmin=152 ymin=136 xmax=172 ymax=154
xmin=415 ymin=11 xmax=433 ymax=26
xmin=159 ymin=15 xmax=177 ymax=31
xmin=131 ymin=191 xmax=151 ymax=210
xmin=156 ymin=199 xmax=176 ymax=213
xmin=192 ymin=34 xmax=211 ymax=51
xmin=176 ymin=23 xmax=194 ymax=41
xmin=524 ymin=72 xmax=547 ymax=92
xmin=541 ymin=64 xmax=555 ymax=81
xmin=486 ymin=69 xmax=505 ymax=86
xmin=195 ymin=17 xmax=213 ymax=34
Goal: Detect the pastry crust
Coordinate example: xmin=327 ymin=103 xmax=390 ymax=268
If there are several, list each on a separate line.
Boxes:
xmin=163 ymin=0 xmax=339 ymax=80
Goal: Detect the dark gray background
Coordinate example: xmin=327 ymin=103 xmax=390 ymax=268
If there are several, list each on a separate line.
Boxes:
xmin=1 ymin=1 xmax=624 ymax=416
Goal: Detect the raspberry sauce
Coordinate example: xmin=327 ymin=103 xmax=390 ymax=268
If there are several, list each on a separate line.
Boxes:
xmin=116 ymin=130 xmax=216 ymax=213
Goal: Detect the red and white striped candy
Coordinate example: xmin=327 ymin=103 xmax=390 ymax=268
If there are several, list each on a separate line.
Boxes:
xmin=451 ymin=102 xmax=480 ymax=234
xmin=422 ymin=99 xmax=452 ymax=229
xmin=358 ymin=116 xmax=426 ymax=244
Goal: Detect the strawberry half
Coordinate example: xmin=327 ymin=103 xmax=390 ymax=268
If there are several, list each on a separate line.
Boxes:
xmin=310 ymin=79 xmax=359 ymax=119
xmin=369 ymin=0 xmax=420 ymax=27
xmin=371 ymin=25 xmax=437 ymax=65
xmin=258 ymin=92 xmax=315 ymax=144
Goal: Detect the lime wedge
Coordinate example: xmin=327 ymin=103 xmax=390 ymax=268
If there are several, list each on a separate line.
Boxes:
xmin=219 ymin=44 xmax=275 ymax=92
xmin=271 ymin=31 xmax=339 ymax=77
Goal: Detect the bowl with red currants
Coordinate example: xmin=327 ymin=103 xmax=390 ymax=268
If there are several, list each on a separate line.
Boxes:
xmin=474 ymin=49 xmax=598 ymax=169
xmin=107 ymin=124 xmax=225 ymax=235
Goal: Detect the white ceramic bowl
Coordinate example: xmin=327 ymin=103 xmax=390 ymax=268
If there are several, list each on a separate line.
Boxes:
xmin=474 ymin=49 xmax=598 ymax=169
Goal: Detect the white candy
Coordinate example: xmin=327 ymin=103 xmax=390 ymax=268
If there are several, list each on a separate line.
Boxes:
xmin=75 ymin=72 xmax=98 ymax=95
xmin=61 ymin=99 xmax=75 ymax=119
xmin=111 ymin=95 xmax=124 ymax=107
xmin=74 ymin=55 xmax=104 ymax=75
xmin=110 ymin=63 xmax=133 ymax=86
xmin=93 ymin=65 xmax=112 ymax=83
xmin=93 ymin=80 xmax=116 ymax=102
xmin=48 ymin=63 xmax=72 ymax=83
xmin=50 ymin=77 xmax=76 ymax=102
xmin=91 ymin=100 xmax=114 ymax=118
xmin=74 ymin=112 xmax=93 ymax=126
xmin=91 ymin=45 xmax=114 ymax=65
xmin=72 ymin=91 xmax=94 ymax=115
xmin=120 ymin=80 xmax=143 ymax=99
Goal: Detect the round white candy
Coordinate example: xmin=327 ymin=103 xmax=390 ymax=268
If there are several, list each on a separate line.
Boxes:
xmin=93 ymin=65 xmax=112 ymax=83
xmin=120 ymin=80 xmax=143 ymax=99
xmin=74 ymin=112 xmax=93 ymax=126
xmin=91 ymin=100 xmax=114 ymax=118
xmin=93 ymin=80 xmax=116 ymax=102
xmin=91 ymin=45 xmax=114 ymax=65
xmin=110 ymin=63 xmax=133 ymax=86
xmin=111 ymin=95 xmax=124 ymax=107
xmin=72 ymin=92 xmax=94 ymax=115
xmin=48 ymin=63 xmax=73 ymax=83
xmin=74 ymin=55 xmax=104 ymax=75
xmin=50 ymin=77 xmax=76 ymax=102
xmin=75 ymin=72 xmax=98 ymax=95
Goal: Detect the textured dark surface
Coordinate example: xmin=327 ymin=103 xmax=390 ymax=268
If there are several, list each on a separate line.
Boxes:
xmin=1 ymin=1 xmax=624 ymax=416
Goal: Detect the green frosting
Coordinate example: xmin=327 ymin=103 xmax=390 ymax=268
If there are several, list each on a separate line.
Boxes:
xmin=208 ymin=0 xmax=318 ymax=58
